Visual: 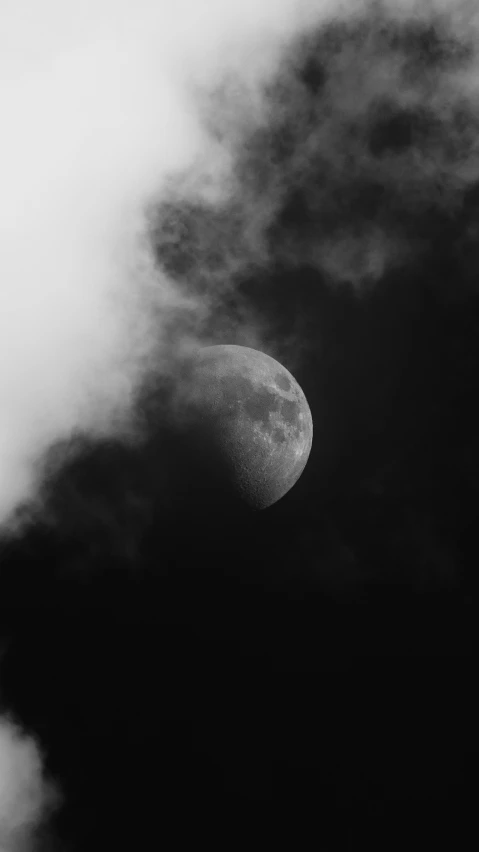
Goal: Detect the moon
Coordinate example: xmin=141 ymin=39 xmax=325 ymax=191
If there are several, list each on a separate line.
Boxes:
xmin=182 ymin=345 xmax=313 ymax=510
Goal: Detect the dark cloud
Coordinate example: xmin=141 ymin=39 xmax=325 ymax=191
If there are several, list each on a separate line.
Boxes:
xmin=0 ymin=2 xmax=477 ymax=849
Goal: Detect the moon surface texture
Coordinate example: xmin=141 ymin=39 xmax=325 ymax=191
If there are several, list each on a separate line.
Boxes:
xmin=183 ymin=345 xmax=313 ymax=510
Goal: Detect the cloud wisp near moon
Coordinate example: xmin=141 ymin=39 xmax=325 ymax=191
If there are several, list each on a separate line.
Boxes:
xmin=0 ymin=0 xmax=326 ymax=534
xmin=3 ymin=0 xmax=479 ymax=537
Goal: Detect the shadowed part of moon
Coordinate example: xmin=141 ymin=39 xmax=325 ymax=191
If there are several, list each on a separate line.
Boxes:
xmin=179 ymin=345 xmax=313 ymax=510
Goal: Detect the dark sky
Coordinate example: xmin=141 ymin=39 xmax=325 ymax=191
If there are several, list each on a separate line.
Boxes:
xmin=0 ymin=5 xmax=478 ymax=850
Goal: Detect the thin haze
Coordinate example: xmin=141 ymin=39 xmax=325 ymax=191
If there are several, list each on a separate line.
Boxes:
xmin=0 ymin=0 xmax=335 ymax=534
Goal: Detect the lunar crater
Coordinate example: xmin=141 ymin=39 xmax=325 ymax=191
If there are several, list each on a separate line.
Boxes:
xmin=183 ymin=345 xmax=313 ymax=509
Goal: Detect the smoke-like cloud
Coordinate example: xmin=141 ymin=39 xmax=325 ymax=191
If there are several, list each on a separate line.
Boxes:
xmin=3 ymin=0 xmax=479 ymax=539
xmin=0 ymin=0 xmax=340 ymax=535
xmin=147 ymin=0 xmax=479 ymax=398
xmin=174 ymin=0 xmax=479 ymax=292
xmin=0 ymin=715 xmax=57 ymax=852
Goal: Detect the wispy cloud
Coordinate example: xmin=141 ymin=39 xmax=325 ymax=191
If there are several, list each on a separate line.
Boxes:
xmin=0 ymin=1 xmax=333 ymax=534
xmin=0 ymin=715 xmax=58 ymax=852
